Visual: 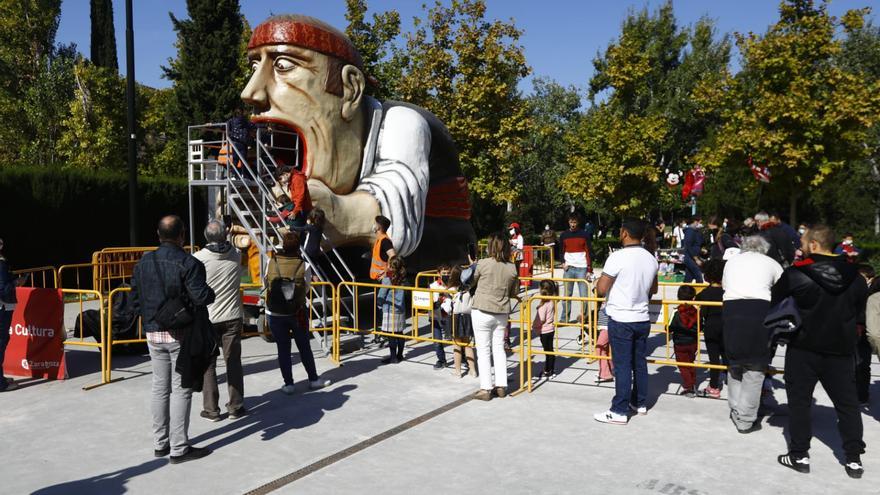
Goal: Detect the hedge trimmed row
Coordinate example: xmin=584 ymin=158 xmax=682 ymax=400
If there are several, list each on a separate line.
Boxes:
xmin=0 ymin=166 xmax=204 ymax=270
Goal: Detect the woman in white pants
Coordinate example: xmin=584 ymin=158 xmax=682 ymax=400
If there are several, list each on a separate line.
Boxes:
xmin=470 ymin=234 xmax=519 ymax=400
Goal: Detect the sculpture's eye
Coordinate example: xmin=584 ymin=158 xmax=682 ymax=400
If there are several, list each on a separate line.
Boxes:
xmin=249 ymin=60 xmax=259 ymax=73
xmin=273 ymin=57 xmax=298 ymax=73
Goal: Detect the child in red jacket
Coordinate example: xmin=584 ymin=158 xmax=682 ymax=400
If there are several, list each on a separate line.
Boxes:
xmin=669 ymin=285 xmax=699 ymax=397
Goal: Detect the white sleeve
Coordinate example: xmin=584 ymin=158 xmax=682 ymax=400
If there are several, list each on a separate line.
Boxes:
xmin=355 ymin=106 xmax=431 ymax=258
xmin=602 ymin=252 xmax=622 ymax=278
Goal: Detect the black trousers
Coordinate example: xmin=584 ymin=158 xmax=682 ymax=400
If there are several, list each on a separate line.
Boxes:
xmin=784 ymin=347 xmax=865 ymax=460
xmin=540 ymin=332 xmax=555 ymax=373
xmin=856 ymin=334 xmax=871 ymax=403
xmin=388 ymin=335 xmax=405 ymax=360
xmin=705 ymin=337 xmax=727 ymax=389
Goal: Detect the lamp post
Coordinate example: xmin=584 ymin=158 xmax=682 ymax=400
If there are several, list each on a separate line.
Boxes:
xmin=125 ymin=0 xmax=139 ymax=245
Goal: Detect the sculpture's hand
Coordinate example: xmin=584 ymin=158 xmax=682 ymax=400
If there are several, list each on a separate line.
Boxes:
xmin=308 ymin=178 xmax=379 ymax=247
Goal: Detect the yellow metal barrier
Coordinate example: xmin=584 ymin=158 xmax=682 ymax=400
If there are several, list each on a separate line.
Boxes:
xmin=61 ymin=288 xmax=108 ymax=390
xmin=519 ymin=293 xmax=743 ymax=395
xmin=13 ymin=266 xmax=57 ymax=288
xmin=105 ymin=287 xmax=146 ymax=385
xmin=59 ymin=261 xmax=139 ymax=295
xmin=530 ymin=245 xmax=555 ymax=277
xmin=335 ymin=280 xmax=487 ymax=364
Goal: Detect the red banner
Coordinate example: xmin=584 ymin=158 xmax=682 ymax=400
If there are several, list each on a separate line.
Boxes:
xmin=3 ymin=288 xmax=67 ymax=380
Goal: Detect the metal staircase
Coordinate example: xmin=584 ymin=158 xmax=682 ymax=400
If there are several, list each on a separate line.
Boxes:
xmin=186 ymin=123 xmax=358 ymax=347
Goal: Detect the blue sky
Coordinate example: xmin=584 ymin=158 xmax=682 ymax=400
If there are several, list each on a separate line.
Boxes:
xmin=56 ymin=0 xmax=875 ymax=94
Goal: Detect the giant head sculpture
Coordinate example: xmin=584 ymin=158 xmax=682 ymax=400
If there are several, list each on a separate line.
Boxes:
xmin=242 ymin=15 xmax=475 ymax=272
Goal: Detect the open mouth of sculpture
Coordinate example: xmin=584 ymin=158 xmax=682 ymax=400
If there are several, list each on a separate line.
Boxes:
xmin=252 ymin=117 xmax=307 ymax=176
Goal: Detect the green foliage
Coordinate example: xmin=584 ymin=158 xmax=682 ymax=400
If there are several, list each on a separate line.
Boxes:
xmin=693 ymin=1 xmax=880 ymax=223
xmin=393 ymin=0 xmax=531 ymax=203
xmin=565 ymin=2 xmax=730 ymax=215
xmin=0 ymin=165 xmax=195 ymax=269
xmin=163 ymin=0 xmax=244 ymax=139
xmin=344 ymin=0 xmax=402 ymax=100
xmin=0 ymin=0 xmax=62 ymax=95
xmin=57 ymin=60 xmax=126 ymax=170
xmin=0 ymin=0 xmax=67 ymax=166
xmin=510 ymin=78 xmax=582 ymax=229
xmin=89 ymin=0 xmax=118 ymax=70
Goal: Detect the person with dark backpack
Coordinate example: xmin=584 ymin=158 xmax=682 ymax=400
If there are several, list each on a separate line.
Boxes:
xmin=772 ymin=224 xmax=868 ymax=479
xmin=266 ymin=231 xmax=331 ymax=394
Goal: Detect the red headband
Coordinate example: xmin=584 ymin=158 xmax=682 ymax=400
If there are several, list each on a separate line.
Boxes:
xmin=248 ymin=15 xmax=364 ymax=70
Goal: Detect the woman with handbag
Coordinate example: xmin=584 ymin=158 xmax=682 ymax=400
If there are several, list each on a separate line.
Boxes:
xmin=470 ymin=234 xmax=519 ymax=400
xmin=266 ymin=232 xmax=330 ymax=394
xmin=441 ymin=265 xmax=477 ymax=378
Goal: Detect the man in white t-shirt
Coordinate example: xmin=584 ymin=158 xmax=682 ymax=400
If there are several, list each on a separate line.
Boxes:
xmin=593 ymin=220 xmax=659 ymax=425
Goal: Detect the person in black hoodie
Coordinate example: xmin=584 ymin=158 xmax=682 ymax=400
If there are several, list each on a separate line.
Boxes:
xmin=772 ymin=224 xmax=868 ymax=479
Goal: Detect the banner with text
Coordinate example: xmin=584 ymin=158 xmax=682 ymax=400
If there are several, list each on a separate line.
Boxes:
xmin=3 ymin=288 xmax=67 ymax=380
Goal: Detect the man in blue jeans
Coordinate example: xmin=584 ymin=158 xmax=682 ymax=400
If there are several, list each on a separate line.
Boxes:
xmin=593 ymin=220 xmax=658 ymax=425
xmin=558 ymin=213 xmax=592 ymax=323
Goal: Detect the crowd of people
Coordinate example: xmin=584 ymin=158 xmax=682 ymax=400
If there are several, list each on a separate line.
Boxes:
xmin=0 ymin=209 xmax=875 ymax=480
xmin=529 ymin=212 xmax=873 ymax=478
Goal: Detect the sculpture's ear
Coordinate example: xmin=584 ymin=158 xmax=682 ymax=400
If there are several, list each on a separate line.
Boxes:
xmin=341 ymin=65 xmax=366 ymax=121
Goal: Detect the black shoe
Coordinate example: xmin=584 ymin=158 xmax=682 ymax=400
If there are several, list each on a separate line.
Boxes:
xmin=737 ymin=421 xmax=762 ymax=434
xmin=845 ymin=461 xmax=863 ymax=479
xmin=200 ymin=411 xmax=221 ymax=422
xmin=397 ymin=353 xmax=405 ymax=361
xmin=433 ymin=361 xmax=446 ymax=370
xmin=678 ymin=389 xmax=696 ymax=398
xmin=169 ymin=446 xmax=212 ymax=465
xmin=381 ymin=356 xmax=396 ymax=364
xmin=228 ymin=408 xmax=247 ymax=420
xmin=778 ymin=454 xmax=810 ymax=474
xmin=154 ymin=446 xmax=170 ymax=457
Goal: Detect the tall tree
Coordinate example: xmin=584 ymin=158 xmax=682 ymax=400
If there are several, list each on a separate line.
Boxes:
xmin=0 ymin=0 xmax=67 ymax=165
xmin=56 ymin=60 xmax=126 ymax=170
xmin=163 ymin=1 xmax=243 ymax=134
xmin=565 ymin=2 xmax=729 ymax=215
xmin=394 ymin=0 xmax=530 ymax=204
xmin=511 ymin=78 xmax=582 ymax=229
xmin=693 ymin=0 xmax=880 ymax=223
xmin=344 ymin=0 xmax=402 ymax=101
xmin=833 ymin=12 xmax=880 ymax=235
xmin=90 ymin=0 xmax=118 ymax=70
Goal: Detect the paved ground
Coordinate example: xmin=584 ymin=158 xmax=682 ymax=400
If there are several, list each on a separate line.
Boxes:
xmin=3 ymin=287 xmax=880 ymax=494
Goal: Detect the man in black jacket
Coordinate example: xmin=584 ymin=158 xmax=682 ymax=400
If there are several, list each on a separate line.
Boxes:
xmin=772 ymin=224 xmax=868 ymax=478
xmin=682 ymin=217 xmax=704 ymax=283
xmin=131 ymin=216 xmax=216 ymax=464
xmin=756 ymin=211 xmax=795 ymax=267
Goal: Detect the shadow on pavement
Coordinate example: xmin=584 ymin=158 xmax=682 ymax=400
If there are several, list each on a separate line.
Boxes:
xmin=189 ymin=384 xmax=357 ymax=450
xmin=31 ymin=459 xmax=166 ymax=495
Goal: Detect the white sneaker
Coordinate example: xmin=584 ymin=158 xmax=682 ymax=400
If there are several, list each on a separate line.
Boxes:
xmin=309 ymin=378 xmax=331 ymax=390
xmin=281 ymin=384 xmax=296 ymax=395
xmin=629 ymin=404 xmax=648 ymax=415
xmin=593 ymin=410 xmax=628 ymax=425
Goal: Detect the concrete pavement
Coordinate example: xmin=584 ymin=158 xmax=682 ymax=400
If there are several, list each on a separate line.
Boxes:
xmin=2 ymin=295 xmax=879 ymax=494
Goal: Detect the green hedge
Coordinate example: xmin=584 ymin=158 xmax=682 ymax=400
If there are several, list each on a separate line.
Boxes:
xmin=0 ymin=166 xmax=204 ymax=270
